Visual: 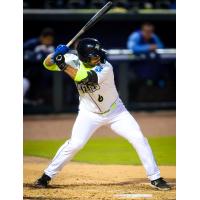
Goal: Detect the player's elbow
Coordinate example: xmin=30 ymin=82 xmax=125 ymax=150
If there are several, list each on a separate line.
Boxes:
xmin=43 ymin=57 xmax=60 ymax=71
xmin=69 ymin=140 xmax=85 ymax=152
xmin=74 ymin=69 xmax=88 ymax=82
xmin=43 ymin=58 xmax=52 ymax=70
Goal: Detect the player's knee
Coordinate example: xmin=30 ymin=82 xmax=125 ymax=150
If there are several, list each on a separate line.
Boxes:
xmin=128 ymin=132 xmax=146 ymax=145
xmin=70 ymin=140 xmax=85 ymax=151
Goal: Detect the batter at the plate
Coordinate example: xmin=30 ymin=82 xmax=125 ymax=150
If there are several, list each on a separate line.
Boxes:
xmin=34 ymin=38 xmax=171 ymax=191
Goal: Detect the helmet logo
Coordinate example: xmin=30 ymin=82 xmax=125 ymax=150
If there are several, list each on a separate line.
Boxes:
xmin=95 ymin=44 xmax=100 ymax=50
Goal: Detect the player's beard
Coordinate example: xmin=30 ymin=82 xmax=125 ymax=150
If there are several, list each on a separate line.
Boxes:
xmin=89 ymin=56 xmax=101 ymax=66
xmin=84 ymin=56 xmax=101 ymax=68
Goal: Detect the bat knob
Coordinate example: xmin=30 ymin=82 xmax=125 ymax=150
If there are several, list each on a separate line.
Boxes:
xmin=56 ymin=54 xmax=63 ymax=62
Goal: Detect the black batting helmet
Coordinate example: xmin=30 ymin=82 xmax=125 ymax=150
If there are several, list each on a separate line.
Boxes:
xmin=76 ymin=38 xmax=107 ymax=64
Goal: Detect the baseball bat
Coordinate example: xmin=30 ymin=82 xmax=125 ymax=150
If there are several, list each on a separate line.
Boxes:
xmin=66 ymin=1 xmax=113 ymax=47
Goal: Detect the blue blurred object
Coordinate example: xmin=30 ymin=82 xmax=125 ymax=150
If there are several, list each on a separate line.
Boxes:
xmin=126 ymin=23 xmax=165 ymax=83
xmin=127 ymin=30 xmax=164 ymax=54
xmin=24 ymin=28 xmax=55 ymax=62
xmin=52 ymin=44 xmax=70 ymax=60
xmin=55 ymin=44 xmax=70 ymax=55
xmin=24 ymin=38 xmax=55 ymax=61
xmin=158 ymin=79 xmax=166 ymax=89
xmin=170 ymin=2 xmax=176 ymax=9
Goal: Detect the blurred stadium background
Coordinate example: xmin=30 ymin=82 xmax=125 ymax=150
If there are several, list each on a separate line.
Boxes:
xmin=23 ymin=0 xmax=176 ymax=114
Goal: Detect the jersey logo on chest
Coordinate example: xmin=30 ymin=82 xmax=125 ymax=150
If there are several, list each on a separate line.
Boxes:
xmin=95 ymin=65 xmax=103 ymax=73
xmin=76 ymin=82 xmax=100 ymax=93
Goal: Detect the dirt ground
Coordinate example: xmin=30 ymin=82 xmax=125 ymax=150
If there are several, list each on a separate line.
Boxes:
xmin=24 ymin=111 xmax=176 ymax=140
xmin=24 ymin=157 xmax=176 ymax=200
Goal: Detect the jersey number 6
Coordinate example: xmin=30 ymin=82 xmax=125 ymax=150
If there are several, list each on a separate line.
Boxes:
xmin=98 ymin=95 xmax=104 ymax=102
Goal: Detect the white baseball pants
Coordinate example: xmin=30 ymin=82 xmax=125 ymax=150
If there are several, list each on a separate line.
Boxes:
xmin=44 ymin=100 xmax=160 ymax=181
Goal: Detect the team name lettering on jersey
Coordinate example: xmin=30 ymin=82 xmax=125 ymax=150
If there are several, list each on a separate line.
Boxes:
xmin=76 ymin=82 xmax=100 ymax=93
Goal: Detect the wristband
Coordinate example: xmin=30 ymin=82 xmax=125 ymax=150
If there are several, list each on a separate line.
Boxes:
xmin=54 ymin=54 xmax=67 ymax=71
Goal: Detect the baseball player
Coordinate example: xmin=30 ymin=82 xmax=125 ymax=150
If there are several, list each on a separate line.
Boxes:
xmin=34 ymin=38 xmax=171 ymax=190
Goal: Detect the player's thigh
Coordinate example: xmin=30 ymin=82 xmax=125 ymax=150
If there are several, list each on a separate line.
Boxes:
xmin=109 ymin=110 xmax=144 ymax=141
xmin=71 ymin=110 xmax=102 ymax=143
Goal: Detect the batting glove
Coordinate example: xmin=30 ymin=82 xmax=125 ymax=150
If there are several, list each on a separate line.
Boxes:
xmin=51 ymin=44 xmax=70 ymax=62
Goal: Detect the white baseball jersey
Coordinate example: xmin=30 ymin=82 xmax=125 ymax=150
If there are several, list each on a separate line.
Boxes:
xmin=64 ymin=53 xmax=119 ymax=114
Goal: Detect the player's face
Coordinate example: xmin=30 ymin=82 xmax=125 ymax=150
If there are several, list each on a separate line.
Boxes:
xmin=142 ymin=25 xmax=154 ymax=40
xmin=41 ymin=35 xmax=54 ymax=46
xmin=88 ymin=55 xmax=101 ymax=66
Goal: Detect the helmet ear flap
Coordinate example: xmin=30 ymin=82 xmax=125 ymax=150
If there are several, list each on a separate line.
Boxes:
xmin=82 ymin=56 xmax=91 ymax=64
xmin=99 ymin=48 xmax=107 ymax=64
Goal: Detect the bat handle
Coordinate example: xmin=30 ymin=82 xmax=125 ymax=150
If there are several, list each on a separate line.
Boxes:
xmin=55 ymin=54 xmax=63 ymax=62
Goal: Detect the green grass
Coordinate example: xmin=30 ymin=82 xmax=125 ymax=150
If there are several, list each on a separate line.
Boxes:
xmin=24 ymin=136 xmax=176 ymax=165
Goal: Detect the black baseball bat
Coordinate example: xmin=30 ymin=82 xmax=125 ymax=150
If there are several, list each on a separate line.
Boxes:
xmin=66 ymin=1 xmax=113 ymax=47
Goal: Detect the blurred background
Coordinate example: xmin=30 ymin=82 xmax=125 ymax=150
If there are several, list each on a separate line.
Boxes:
xmin=23 ymin=0 xmax=176 ymax=114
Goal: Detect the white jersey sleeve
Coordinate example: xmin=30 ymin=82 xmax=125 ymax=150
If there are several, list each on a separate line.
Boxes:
xmin=93 ymin=61 xmax=112 ymax=84
xmin=64 ymin=53 xmax=80 ymax=69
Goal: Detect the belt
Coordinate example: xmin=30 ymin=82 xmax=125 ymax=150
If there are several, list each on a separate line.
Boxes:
xmin=94 ymin=100 xmax=117 ymax=115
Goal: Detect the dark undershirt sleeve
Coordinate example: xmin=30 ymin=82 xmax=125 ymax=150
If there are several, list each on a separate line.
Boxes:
xmin=87 ymin=70 xmax=98 ymax=84
xmin=80 ymin=70 xmax=98 ymax=84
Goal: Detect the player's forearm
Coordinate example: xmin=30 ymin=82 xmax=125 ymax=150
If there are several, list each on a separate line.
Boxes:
xmin=133 ymin=44 xmax=151 ymax=53
xmin=43 ymin=54 xmax=61 ymax=71
xmin=63 ymin=66 xmax=78 ymax=80
xmin=44 ymin=53 xmax=54 ymax=66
